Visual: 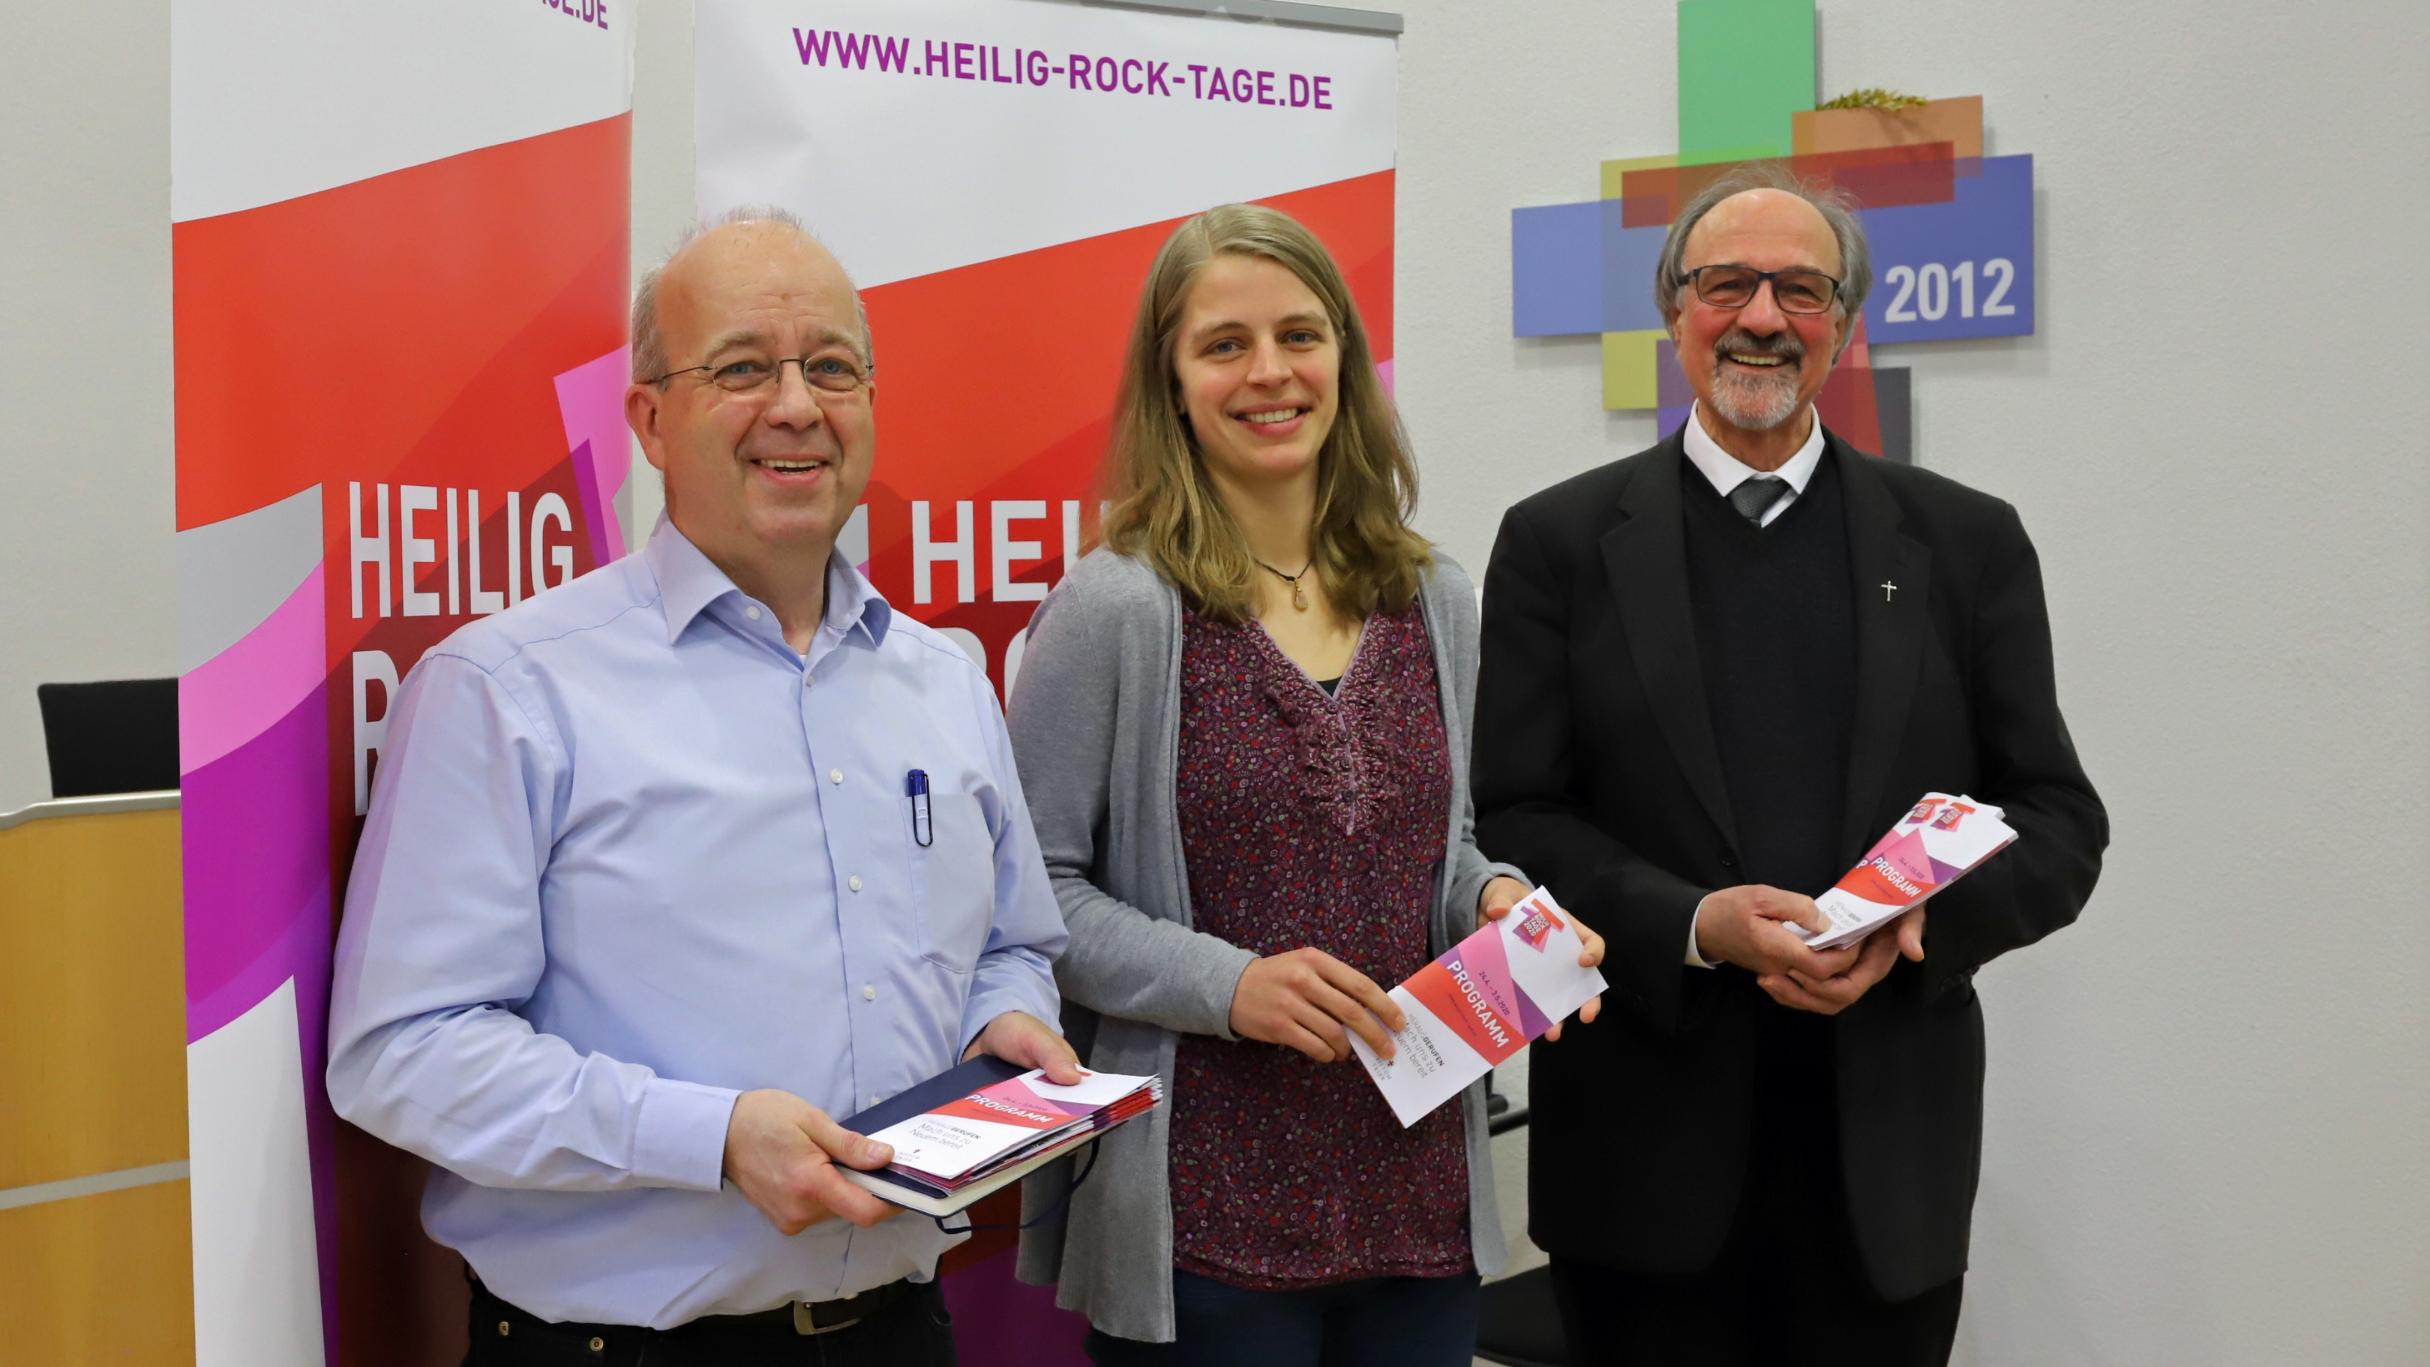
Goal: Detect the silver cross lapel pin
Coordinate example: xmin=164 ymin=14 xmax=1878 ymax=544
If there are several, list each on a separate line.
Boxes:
xmin=1881 ymin=580 xmax=1899 ymax=603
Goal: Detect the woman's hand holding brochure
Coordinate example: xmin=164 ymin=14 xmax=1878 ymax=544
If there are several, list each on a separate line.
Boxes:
xmin=1229 ymin=948 xmax=1409 ymax=1065
xmin=1479 ymin=876 xmax=1605 ymax=1042
xmin=1350 ymin=886 xmax=1609 ymax=1127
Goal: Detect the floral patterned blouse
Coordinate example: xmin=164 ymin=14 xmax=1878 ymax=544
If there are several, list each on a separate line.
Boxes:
xmin=1166 ymin=597 xmax=1473 ymax=1290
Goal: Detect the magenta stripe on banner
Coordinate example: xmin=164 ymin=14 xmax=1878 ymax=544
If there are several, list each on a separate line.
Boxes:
xmin=567 ymin=438 xmax=606 ymax=565
xmin=943 ymin=1249 xmax=1091 ymax=1360
xmin=181 ymin=564 xmax=326 ymax=774
xmin=556 ymin=345 xmax=631 ymax=563
xmin=182 ymin=679 xmax=334 ymax=1046
xmin=180 ymin=669 xmax=348 ymax=1354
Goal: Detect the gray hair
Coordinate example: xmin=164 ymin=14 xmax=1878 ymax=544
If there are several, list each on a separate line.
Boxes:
xmin=629 ymin=204 xmax=874 ymax=383
xmin=1652 ymin=163 xmax=1872 ymax=334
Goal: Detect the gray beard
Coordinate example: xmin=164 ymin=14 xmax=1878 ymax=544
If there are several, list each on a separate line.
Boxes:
xmin=1708 ymin=362 xmax=1804 ymax=431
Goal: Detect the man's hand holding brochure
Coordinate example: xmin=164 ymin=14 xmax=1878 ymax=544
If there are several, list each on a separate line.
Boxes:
xmin=837 ymin=1060 xmax=1161 ymax=1218
xmin=1793 ymin=792 xmax=2018 ymax=951
xmin=1349 ymin=886 xmax=1608 ymax=1128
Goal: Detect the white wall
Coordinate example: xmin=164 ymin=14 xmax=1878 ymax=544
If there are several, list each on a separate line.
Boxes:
xmin=0 ymin=9 xmax=175 ymax=812
xmin=6 ymin=1 xmax=2424 ymax=1362
xmin=1390 ymin=3 xmax=2430 ymax=1364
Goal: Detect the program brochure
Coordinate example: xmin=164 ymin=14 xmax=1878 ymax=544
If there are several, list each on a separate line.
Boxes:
xmin=1795 ymin=792 xmax=2019 ymax=951
xmin=1349 ymin=885 xmax=1607 ymax=1128
xmin=839 ymin=1061 xmax=1160 ymax=1217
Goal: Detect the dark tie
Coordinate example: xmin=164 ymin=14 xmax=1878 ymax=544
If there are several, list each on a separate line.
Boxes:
xmin=1728 ymin=476 xmax=1789 ymax=525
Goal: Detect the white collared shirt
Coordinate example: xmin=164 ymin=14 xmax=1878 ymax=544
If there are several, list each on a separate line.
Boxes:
xmin=1681 ymin=401 xmax=1827 ymax=527
xmin=1678 ymin=403 xmax=1828 ymax=967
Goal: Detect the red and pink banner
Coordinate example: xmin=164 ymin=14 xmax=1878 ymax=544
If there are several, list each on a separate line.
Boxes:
xmin=172 ymin=5 xmax=633 ymax=1362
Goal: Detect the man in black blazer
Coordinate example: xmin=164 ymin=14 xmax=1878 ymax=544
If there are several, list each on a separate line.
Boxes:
xmin=1474 ymin=165 xmax=2106 ymax=1366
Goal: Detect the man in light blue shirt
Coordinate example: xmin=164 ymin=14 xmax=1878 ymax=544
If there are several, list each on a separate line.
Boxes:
xmin=327 ymin=209 xmax=1077 ymax=1365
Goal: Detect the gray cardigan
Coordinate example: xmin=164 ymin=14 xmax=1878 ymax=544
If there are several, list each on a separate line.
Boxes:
xmin=1006 ymin=547 xmax=1516 ymax=1343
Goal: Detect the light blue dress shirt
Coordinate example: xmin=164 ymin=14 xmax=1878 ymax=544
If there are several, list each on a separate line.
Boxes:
xmin=327 ymin=519 xmax=1066 ymax=1328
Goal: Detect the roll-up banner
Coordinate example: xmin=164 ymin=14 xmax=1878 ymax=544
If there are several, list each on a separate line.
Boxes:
xmin=172 ymin=4 xmax=634 ymax=1363
xmin=695 ymin=1 xmax=1398 ymax=1357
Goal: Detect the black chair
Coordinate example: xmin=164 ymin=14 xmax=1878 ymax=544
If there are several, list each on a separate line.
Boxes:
xmin=1476 ymin=1085 xmax=1572 ymax=1367
xmin=36 ymin=679 xmax=179 ymax=798
xmin=1474 ymin=1264 xmax=1568 ymax=1367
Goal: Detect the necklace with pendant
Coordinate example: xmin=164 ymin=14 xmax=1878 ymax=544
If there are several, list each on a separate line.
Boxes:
xmin=1254 ymin=557 xmax=1314 ymax=611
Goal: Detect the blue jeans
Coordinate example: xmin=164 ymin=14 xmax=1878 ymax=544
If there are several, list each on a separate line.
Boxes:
xmin=1085 ymin=1270 xmax=1481 ymax=1367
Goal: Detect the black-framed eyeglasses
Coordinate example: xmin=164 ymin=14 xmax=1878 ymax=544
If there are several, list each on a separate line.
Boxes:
xmin=1676 ymin=264 xmax=1842 ymax=315
xmin=647 ymin=353 xmax=874 ymax=395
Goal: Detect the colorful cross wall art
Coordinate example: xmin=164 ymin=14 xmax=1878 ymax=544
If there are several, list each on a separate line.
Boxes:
xmin=1511 ymin=0 xmax=2036 ymax=462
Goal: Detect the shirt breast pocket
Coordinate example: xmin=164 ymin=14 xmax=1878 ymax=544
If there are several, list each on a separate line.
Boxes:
xmin=910 ymin=792 xmax=995 ymax=973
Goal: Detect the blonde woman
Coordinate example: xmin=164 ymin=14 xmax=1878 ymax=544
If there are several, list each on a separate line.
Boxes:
xmin=1009 ymin=204 xmax=1602 ymax=1365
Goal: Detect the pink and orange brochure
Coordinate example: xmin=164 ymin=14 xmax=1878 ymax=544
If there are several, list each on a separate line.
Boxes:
xmin=1799 ymin=792 xmax=2019 ymax=951
xmin=863 ymin=1068 xmax=1160 ymax=1189
xmin=1350 ymin=887 xmax=1608 ymax=1128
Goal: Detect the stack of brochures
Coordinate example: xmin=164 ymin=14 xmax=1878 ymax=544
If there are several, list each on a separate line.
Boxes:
xmin=839 ymin=1058 xmax=1161 ymax=1216
xmin=1794 ymin=792 xmax=2019 ymax=950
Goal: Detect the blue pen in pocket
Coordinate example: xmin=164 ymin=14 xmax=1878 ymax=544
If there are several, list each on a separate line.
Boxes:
xmin=907 ymin=769 xmax=933 ymax=848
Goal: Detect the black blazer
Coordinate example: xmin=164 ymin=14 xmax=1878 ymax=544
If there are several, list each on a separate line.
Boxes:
xmin=1473 ymin=428 xmax=2107 ymax=1299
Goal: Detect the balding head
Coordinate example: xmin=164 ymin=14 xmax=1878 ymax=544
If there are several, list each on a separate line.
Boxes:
xmin=632 ymin=208 xmax=872 ymax=384
xmin=1657 ymin=169 xmax=1872 ymax=466
xmin=1654 ymin=165 xmax=1872 ymax=334
xmin=1688 ymin=188 xmax=1841 ymax=274
xmin=622 ymin=207 xmax=879 ymax=619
